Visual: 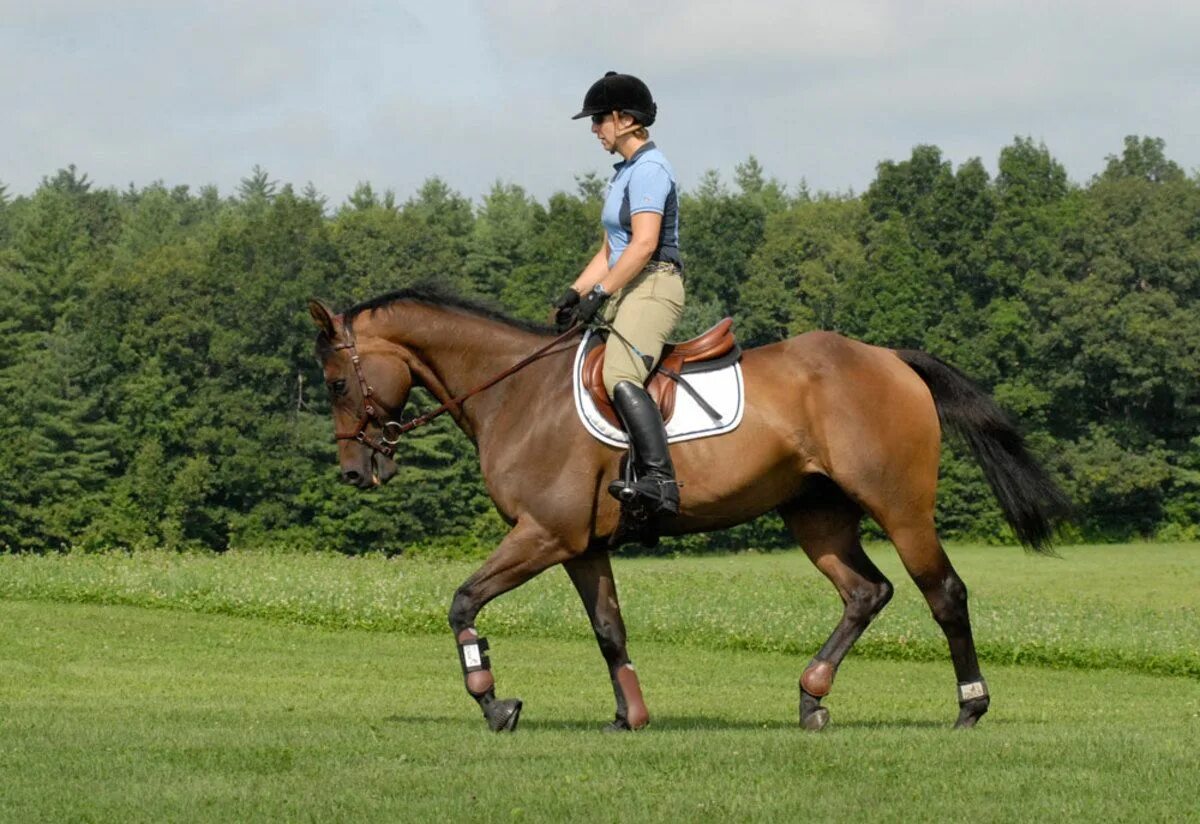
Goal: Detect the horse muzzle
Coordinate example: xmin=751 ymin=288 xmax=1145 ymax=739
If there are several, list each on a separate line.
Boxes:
xmin=340 ymin=469 xmax=377 ymax=489
xmin=341 ymin=452 xmax=396 ymax=489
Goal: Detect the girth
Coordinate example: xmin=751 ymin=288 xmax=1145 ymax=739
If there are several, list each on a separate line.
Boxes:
xmin=582 ymin=318 xmax=740 ymax=430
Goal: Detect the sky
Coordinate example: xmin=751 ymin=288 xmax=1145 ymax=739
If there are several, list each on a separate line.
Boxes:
xmin=2 ymin=0 xmax=1197 ymax=205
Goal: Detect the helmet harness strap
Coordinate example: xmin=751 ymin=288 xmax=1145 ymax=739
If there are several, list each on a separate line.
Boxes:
xmin=612 ymin=110 xmax=643 ymax=140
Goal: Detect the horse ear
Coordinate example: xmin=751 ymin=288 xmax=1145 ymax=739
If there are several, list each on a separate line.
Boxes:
xmin=308 ymin=299 xmax=336 ymax=339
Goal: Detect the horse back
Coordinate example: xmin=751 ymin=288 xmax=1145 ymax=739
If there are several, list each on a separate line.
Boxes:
xmin=717 ymin=330 xmax=941 ymax=486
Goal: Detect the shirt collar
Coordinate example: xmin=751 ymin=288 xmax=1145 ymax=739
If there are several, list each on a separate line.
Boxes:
xmin=612 ymin=141 xmax=657 ymax=170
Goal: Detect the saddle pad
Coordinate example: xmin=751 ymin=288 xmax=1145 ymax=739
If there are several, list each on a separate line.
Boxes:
xmin=572 ymin=331 xmax=745 ymax=449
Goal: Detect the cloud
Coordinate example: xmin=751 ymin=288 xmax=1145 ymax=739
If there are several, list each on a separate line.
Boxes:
xmin=0 ymin=1 xmax=1196 ymax=203
xmin=481 ymin=0 xmax=1200 ymax=189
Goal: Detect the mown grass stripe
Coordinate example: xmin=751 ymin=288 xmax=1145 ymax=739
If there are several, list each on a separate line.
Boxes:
xmin=1 ymin=600 xmax=1197 ymax=824
xmin=0 ymin=544 xmax=1196 ymax=679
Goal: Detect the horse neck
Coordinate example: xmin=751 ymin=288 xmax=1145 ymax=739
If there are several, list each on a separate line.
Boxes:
xmin=357 ymin=302 xmax=556 ymax=443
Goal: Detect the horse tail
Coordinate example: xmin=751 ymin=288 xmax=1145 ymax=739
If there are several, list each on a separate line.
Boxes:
xmin=895 ymin=349 xmax=1070 ymax=553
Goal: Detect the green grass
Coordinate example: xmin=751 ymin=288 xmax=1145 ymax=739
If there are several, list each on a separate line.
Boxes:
xmin=1 ymin=543 xmax=1196 ymax=676
xmin=1 ymin=599 xmax=1196 ymax=823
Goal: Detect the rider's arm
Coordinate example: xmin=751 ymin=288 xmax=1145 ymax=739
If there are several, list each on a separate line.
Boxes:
xmin=597 ymin=211 xmax=661 ymax=294
xmin=571 ymin=235 xmax=611 ymax=294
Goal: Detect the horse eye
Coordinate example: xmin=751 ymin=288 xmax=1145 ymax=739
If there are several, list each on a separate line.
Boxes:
xmin=329 ymin=379 xmax=348 ymax=396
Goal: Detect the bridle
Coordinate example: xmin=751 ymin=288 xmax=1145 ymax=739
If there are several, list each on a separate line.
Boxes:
xmin=330 ymin=318 xmax=584 ymax=459
xmin=330 ymin=326 xmax=407 ymax=459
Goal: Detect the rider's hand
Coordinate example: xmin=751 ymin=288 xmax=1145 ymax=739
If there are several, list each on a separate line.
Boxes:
xmin=573 ymin=285 xmax=608 ymax=327
xmin=552 ymin=287 xmax=580 ymax=331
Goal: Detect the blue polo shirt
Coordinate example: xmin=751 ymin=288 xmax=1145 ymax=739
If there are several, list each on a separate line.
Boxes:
xmin=602 ymin=142 xmax=681 ymax=269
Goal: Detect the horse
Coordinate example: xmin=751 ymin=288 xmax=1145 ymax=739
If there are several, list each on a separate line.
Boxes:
xmin=306 ymin=285 xmax=1068 ymax=733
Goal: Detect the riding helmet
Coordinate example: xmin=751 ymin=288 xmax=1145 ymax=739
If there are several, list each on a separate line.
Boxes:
xmin=571 ymin=71 xmax=657 ymax=126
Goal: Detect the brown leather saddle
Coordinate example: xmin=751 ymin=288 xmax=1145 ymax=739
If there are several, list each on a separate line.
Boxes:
xmin=582 ymin=318 xmax=740 ymax=430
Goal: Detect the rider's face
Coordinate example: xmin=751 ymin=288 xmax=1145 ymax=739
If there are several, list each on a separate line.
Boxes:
xmin=591 ymin=112 xmax=616 ymax=152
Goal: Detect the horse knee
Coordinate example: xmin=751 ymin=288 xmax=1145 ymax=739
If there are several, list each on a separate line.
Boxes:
xmin=448 ymin=587 xmax=477 ymax=633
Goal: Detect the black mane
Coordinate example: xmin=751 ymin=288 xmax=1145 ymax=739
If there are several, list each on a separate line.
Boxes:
xmin=344 ymin=283 xmax=554 ymax=335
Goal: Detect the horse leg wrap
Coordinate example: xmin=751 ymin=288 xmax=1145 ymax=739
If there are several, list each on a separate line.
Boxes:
xmin=800 ymin=659 xmax=836 ymax=698
xmin=955 ymin=678 xmax=990 ymax=729
xmin=457 ymin=634 xmax=522 ymax=732
xmin=799 ymin=659 xmax=835 ymax=731
xmin=457 ymin=635 xmax=494 ymax=696
xmin=957 ymin=679 xmax=989 ymax=704
xmin=613 ymin=664 xmax=649 ymax=731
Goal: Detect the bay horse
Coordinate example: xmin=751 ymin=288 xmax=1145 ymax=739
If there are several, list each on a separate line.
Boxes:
xmin=307 ymin=286 xmax=1068 ymax=733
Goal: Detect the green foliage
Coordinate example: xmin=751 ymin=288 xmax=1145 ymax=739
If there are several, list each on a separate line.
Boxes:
xmin=737 ymin=196 xmax=865 ymax=344
xmin=1100 ymin=135 xmax=1185 ymax=184
xmin=499 ymin=191 xmax=598 ymax=322
xmin=679 ymin=167 xmax=772 ymax=311
xmin=1 ymin=137 xmax=1198 ymax=553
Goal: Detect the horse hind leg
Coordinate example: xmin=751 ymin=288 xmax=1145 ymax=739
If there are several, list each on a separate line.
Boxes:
xmin=563 ymin=547 xmax=649 ymax=732
xmin=884 ymin=518 xmax=989 ymax=728
xmin=780 ymin=486 xmax=894 ymax=731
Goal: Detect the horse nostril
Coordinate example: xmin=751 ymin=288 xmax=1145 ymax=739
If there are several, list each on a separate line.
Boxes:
xmin=341 ymin=470 xmax=362 ymax=485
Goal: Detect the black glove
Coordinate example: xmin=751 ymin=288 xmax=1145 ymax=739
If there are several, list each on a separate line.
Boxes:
xmin=552 ymin=288 xmax=580 ymax=331
xmin=573 ymin=287 xmax=608 ymax=326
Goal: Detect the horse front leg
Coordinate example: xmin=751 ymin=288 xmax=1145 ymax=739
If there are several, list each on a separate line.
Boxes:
xmin=448 ymin=518 xmax=573 ymax=732
xmin=563 ymin=547 xmax=650 ymax=732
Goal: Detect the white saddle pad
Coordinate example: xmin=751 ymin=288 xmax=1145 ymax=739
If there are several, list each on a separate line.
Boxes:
xmin=572 ymin=331 xmax=746 ymax=449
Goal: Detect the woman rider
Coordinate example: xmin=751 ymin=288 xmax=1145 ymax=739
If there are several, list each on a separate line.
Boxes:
xmin=554 ymin=71 xmax=685 ymax=515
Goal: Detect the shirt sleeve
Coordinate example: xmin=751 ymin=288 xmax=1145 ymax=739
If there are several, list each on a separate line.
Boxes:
xmin=627 ymin=162 xmax=672 ymax=215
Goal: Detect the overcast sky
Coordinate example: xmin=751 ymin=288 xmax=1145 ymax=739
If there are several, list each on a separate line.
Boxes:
xmin=2 ymin=1 xmax=1196 ymax=205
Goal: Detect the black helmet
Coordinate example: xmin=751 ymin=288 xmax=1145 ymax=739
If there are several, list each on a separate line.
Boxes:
xmin=571 ymin=71 xmax=657 ymax=127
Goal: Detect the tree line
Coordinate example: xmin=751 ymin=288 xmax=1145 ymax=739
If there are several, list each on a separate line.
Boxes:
xmin=1 ymin=134 xmax=1197 ymax=554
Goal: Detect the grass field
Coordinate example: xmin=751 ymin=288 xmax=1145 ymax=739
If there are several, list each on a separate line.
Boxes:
xmin=1 ymin=544 xmax=1197 ymax=822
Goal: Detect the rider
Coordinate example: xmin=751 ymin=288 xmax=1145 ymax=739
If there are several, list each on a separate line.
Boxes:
xmin=554 ymin=71 xmax=685 ymax=515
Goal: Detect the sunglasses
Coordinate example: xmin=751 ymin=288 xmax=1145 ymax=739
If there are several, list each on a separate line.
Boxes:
xmin=590 ymin=113 xmax=610 ymax=125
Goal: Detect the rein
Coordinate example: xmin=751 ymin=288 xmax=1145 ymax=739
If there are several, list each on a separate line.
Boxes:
xmin=333 ymin=321 xmax=584 ymax=458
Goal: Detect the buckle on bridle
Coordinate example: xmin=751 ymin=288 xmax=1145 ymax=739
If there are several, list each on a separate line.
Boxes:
xmin=381 ymin=421 xmax=405 ymax=444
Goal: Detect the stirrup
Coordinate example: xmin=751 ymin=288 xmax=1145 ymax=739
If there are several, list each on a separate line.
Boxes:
xmin=607 ymin=477 xmax=680 ymax=515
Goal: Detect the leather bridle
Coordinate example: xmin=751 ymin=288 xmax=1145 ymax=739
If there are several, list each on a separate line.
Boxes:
xmin=330 ymin=327 xmax=406 ymax=459
xmin=330 ymin=318 xmax=584 ymax=460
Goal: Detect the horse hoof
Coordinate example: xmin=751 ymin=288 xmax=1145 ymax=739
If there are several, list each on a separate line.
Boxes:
xmin=485 ymin=698 xmax=523 ymax=732
xmin=954 ymin=697 xmax=989 ymax=729
xmin=603 ymin=717 xmax=632 ymax=733
xmin=802 ymin=706 xmax=830 ymax=732
xmin=799 ymin=688 xmax=829 ymax=731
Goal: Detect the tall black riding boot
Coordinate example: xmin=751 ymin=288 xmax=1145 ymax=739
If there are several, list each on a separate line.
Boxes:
xmin=607 ymin=381 xmax=680 ymax=515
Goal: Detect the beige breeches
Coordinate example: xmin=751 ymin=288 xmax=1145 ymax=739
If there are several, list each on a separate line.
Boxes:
xmin=601 ymin=261 xmax=686 ymax=395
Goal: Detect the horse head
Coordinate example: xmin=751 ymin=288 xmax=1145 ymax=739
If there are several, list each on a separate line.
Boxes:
xmin=308 ymin=298 xmax=404 ymax=488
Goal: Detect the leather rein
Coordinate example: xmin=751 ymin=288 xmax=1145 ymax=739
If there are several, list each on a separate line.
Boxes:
xmin=332 ymin=321 xmax=584 ymax=459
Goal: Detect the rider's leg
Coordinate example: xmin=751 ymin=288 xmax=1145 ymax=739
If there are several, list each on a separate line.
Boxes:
xmin=600 ymin=264 xmax=685 ymax=392
xmin=602 ymin=264 xmax=684 ymax=513
xmin=609 ymin=381 xmax=680 ymax=514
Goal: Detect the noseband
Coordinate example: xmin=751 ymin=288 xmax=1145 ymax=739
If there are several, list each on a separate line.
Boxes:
xmin=331 ymin=328 xmax=406 ymax=459
xmin=331 ymin=320 xmax=585 ymax=460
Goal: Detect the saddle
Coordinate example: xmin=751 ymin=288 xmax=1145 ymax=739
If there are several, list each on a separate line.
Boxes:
xmin=582 ymin=318 xmax=740 ymax=430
